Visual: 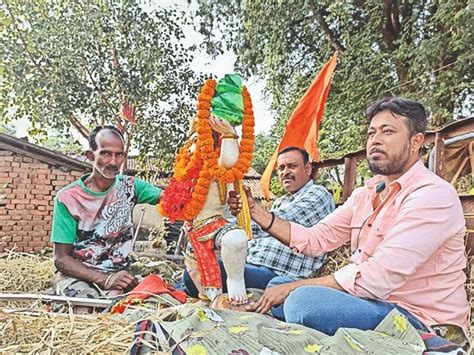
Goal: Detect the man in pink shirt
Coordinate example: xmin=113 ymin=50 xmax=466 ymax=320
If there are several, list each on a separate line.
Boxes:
xmin=228 ymin=97 xmax=469 ymax=335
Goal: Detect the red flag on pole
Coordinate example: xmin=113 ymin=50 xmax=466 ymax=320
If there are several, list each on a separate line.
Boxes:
xmin=261 ymin=52 xmax=338 ymax=199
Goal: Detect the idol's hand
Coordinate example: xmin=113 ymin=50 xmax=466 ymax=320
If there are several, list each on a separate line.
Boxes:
xmin=209 ymin=115 xmax=237 ymax=135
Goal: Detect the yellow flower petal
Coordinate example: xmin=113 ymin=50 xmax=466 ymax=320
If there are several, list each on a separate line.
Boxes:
xmin=229 ymin=325 xmax=248 ymax=334
xmin=196 ymin=308 xmax=209 ymax=322
xmin=393 ymin=314 xmax=408 ymax=333
xmin=187 ymin=344 xmax=207 ymax=355
xmin=304 ymin=344 xmax=323 ymax=353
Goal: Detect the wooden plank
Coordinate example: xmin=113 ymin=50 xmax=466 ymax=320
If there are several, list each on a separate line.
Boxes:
xmin=0 ymin=293 xmax=114 ymax=307
xmin=342 ymin=156 xmax=357 ymax=202
xmin=434 ymin=132 xmax=445 ymax=177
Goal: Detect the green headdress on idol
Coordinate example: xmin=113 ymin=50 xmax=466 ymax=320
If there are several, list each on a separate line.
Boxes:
xmin=211 ymin=74 xmax=244 ymax=127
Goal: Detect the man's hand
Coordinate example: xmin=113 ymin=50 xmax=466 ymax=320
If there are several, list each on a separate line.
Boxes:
xmin=228 ymin=186 xmax=255 ymax=216
xmin=104 ymin=270 xmax=138 ymax=291
xmin=245 ymin=283 xmax=295 ymax=314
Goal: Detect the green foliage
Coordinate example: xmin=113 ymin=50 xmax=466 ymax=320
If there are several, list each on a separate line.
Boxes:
xmin=251 ymin=132 xmax=277 ymax=174
xmin=194 ymin=0 xmax=473 ymax=161
xmin=0 ymin=0 xmax=205 ymax=160
xmin=0 ymin=120 xmax=15 ymax=135
xmin=30 ymin=130 xmax=84 ymax=155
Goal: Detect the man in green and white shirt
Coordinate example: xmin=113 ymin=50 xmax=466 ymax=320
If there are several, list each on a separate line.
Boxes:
xmin=51 ymin=126 xmax=161 ymax=302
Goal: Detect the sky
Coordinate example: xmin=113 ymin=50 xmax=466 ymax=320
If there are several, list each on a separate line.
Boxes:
xmin=14 ymin=0 xmax=274 ymax=142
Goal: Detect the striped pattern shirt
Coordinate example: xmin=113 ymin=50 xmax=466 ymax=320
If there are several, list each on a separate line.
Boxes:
xmin=247 ymin=180 xmax=335 ymax=278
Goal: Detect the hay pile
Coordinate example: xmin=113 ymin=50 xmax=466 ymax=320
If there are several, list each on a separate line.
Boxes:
xmin=316 ymin=244 xmax=351 ymax=277
xmin=0 ymin=309 xmax=172 ymax=353
xmin=0 ymin=250 xmax=54 ymax=294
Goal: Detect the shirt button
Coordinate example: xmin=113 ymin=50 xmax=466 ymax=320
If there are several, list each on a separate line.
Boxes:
xmin=368 ymin=223 xmax=372 ymax=227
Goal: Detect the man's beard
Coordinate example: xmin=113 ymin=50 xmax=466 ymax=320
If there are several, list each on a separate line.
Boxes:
xmin=368 ymin=141 xmax=411 ymax=176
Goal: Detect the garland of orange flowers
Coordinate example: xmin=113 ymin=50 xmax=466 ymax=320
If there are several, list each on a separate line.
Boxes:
xmin=158 ymin=79 xmax=255 ymax=222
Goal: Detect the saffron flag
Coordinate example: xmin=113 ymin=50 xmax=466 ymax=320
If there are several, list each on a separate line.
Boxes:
xmin=261 ymin=52 xmax=338 ymax=199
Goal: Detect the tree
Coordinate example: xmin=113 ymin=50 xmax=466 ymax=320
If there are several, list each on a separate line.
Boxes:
xmin=31 ymin=130 xmax=84 ymax=155
xmin=252 ymin=132 xmax=277 ymax=174
xmin=194 ymin=0 xmax=473 ymax=160
xmin=0 ymin=120 xmax=15 ymax=135
xmin=0 ymin=0 xmax=205 ymax=163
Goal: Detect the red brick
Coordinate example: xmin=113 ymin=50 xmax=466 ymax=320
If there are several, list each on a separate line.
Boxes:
xmin=12 ymin=167 xmax=30 ymax=174
xmin=12 ymin=199 xmax=28 ymax=205
xmin=30 ymin=199 xmax=48 ymax=206
xmin=0 ymin=177 xmax=13 ymax=184
xmin=2 ymin=156 xmax=14 ymax=162
xmin=10 ymin=162 xmax=19 ymax=168
xmin=27 ymin=163 xmax=49 ymax=169
xmin=52 ymin=180 xmax=69 ymax=186
xmin=33 ymin=179 xmax=51 ymax=185
xmin=21 ymin=157 xmax=34 ymax=163
xmin=28 ymin=230 xmax=45 ymax=237
xmin=0 ymin=151 xmax=13 ymax=156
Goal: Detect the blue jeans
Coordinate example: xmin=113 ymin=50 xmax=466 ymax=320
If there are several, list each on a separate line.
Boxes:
xmin=177 ymin=259 xmax=278 ymax=298
xmin=268 ymin=276 xmax=429 ymax=336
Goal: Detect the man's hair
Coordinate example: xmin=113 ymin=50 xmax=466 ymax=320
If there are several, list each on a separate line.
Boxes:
xmin=88 ymin=125 xmax=124 ymax=151
xmin=366 ymin=97 xmax=428 ymax=136
xmin=277 ymin=146 xmax=309 ymax=164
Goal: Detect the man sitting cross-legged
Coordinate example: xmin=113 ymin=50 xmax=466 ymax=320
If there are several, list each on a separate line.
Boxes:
xmin=228 ymin=97 xmax=469 ymax=336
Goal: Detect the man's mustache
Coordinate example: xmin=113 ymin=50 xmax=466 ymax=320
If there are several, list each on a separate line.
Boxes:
xmin=369 ymin=147 xmax=387 ymax=155
xmin=105 ymin=166 xmax=119 ymax=171
xmin=282 ymin=174 xmax=295 ymax=181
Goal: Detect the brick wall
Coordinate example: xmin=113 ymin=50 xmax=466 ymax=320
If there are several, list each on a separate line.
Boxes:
xmin=0 ymin=150 xmax=86 ymax=253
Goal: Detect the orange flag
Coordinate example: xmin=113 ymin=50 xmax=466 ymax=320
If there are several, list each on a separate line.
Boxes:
xmin=261 ymin=52 xmax=338 ymax=199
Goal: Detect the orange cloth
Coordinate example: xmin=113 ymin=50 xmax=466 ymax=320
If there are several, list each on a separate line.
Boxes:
xmin=111 ymin=274 xmax=187 ymax=313
xmin=261 ymin=52 xmax=338 ymax=199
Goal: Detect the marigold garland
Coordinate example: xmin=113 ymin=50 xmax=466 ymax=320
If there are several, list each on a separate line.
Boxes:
xmin=158 ymin=79 xmax=255 ymax=222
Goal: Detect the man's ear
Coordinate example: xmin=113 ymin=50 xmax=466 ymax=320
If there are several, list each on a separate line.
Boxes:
xmin=304 ymin=161 xmax=312 ymax=177
xmin=85 ymin=150 xmax=95 ymax=162
xmin=411 ymin=133 xmax=424 ymax=153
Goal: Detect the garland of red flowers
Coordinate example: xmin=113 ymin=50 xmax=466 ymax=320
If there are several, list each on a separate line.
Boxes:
xmin=158 ymin=79 xmax=255 ymax=222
